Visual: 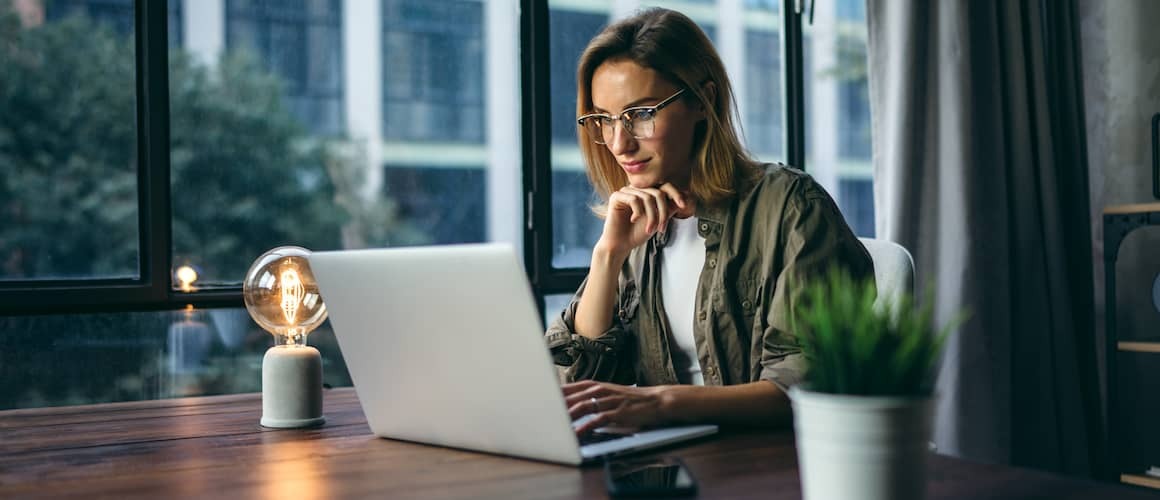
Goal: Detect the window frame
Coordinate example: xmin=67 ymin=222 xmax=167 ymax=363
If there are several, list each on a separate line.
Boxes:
xmin=522 ymin=0 xmax=808 ymax=307
xmin=0 ymin=0 xmax=811 ymax=317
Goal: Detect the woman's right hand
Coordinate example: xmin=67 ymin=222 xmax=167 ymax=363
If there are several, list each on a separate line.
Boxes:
xmin=595 ymin=183 xmax=693 ymax=260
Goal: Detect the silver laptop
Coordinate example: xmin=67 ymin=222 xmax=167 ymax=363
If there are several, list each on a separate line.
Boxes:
xmin=309 ymin=243 xmax=717 ymax=465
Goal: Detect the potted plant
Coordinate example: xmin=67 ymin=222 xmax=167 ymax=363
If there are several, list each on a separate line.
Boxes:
xmin=788 ymin=269 xmax=965 ymax=500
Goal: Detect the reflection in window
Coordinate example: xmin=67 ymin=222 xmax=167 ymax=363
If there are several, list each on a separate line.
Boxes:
xmin=838 ymin=179 xmax=874 ymax=238
xmin=745 ymin=30 xmax=783 ymax=158
xmin=382 ymin=167 xmax=485 ymax=245
xmin=226 ymin=0 xmax=344 ymax=136
xmin=0 ymin=308 xmax=351 ymax=410
xmin=173 ymin=0 xmax=348 ymax=285
xmin=550 ymin=9 xmax=606 ymax=145
xmin=46 ymin=0 xmax=183 ymax=45
xmin=837 ymin=0 xmax=866 ymax=21
xmin=839 ymin=79 xmax=871 ymax=159
xmin=744 ymin=0 xmax=778 ymax=11
xmin=552 ymin=171 xmax=603 ymax=269
xmin=0 ymin=1 xmax=139 ymax=280
xmin=382 ymin=0 xmax=484 ymax=143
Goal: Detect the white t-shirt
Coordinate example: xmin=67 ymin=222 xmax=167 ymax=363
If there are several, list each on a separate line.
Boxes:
xmin=659 ymin=216 xmax=706 ymax=386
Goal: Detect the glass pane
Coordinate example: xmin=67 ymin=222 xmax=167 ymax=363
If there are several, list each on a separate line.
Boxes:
xmin=170 ymin=0 xmax=522 ymax=288
xmin=548 ymin=1 xmax=785 ymax=269
xmin=804 ymin=0 xmax=875 ymax=237
xmin=0 ymin=1 xmax=139 ymax=280
xmin=0 ymin=307 xmax=351 ymax=410
xmin=543 ymin=293 xmax=574 ymax=327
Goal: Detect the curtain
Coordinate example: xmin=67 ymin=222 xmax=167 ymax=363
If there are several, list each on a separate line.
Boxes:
xmin=865 ymin=0 xmax=1102 ymax=476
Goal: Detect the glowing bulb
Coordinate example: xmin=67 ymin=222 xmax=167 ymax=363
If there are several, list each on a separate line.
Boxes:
xmin=175 ymin=265 xmax=198 ymax=292
xmin=243 ymin=246 xmax=328 ymax=346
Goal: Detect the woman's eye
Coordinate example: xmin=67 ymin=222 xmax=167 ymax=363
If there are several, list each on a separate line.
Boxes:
xmin=628 ymin=109 xmax=655 ymax=122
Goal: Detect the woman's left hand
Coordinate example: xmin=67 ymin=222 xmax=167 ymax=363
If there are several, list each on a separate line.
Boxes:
xmin=562 ymin=380 xmax=672 ymax=435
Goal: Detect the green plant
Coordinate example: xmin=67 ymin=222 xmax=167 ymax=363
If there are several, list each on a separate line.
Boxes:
xmin=790 ymin=269 xmax=965 ymax=397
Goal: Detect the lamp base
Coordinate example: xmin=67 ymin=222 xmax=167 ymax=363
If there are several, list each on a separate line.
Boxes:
xmin=260 ymin=345 xmax=325 ymax=429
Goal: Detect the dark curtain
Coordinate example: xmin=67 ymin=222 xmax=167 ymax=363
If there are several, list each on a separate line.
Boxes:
xmin=866 ymin=0 xmax=1102 ymax=476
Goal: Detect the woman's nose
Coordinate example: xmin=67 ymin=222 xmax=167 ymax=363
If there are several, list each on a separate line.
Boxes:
xmin=606 ymin=120 xmax=637 ymax=154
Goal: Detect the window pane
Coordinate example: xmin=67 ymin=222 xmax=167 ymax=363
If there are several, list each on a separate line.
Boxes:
xmin=804 ymin=0 xmax=875 ymax=237
xmin=548 ymin=1 xmax=785 ymax=268
xmin=171 ymin=0 xmax=522 ymax=288
xmin=0 ymin=1 xmax=139 ymax=280
xmin=543 ymin=293 xmax=573 ymax=327
xmin=0 ymin=308 xmax=351 ymax=410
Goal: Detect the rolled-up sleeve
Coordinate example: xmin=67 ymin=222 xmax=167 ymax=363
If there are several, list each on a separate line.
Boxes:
xmin=757 ymin=180 xmax=875 ymax=390
xmin=545 ymin=278 xmax=637 ymax=384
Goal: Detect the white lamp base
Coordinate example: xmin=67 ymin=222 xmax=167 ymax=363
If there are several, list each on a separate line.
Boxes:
xmin=260 ymin=345 xmax=325 ymax=429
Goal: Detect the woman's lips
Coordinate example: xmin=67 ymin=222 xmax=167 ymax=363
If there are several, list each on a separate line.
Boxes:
xmin=621 ymin=159 xmax=649 ymax=174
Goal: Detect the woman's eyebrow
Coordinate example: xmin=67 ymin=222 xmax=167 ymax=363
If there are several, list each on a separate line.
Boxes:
xmin=592 ymin=95 xmax=664 ymax=113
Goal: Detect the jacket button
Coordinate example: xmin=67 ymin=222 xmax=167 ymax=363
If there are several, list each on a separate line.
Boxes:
xmin=699 ymin=222 xmax=709 ymax=233
xmin=742 ymin=300 xmax=751 ymax=309
xmin=707 ymin=258 xmax=717 ymax=268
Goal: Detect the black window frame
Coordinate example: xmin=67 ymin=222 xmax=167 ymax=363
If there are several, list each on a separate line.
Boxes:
xmin=0 ymin=0 xmax=811 ymax=318
xmin=522 ymin=0 xmax=808 ymax=308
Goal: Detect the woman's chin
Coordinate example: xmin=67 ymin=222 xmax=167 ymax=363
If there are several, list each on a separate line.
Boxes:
xmin=626 ymin=174 xmax=660 ymax=189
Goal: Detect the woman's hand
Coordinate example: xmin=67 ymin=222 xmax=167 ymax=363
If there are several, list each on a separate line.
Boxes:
xmin=562 ymin=380 xmax=674 ymax=435
xmin=596 ymin=184 xmax=694 ymax=260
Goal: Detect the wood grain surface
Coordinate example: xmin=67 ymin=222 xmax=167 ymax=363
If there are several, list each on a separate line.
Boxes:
xmin=1 ymin=388 xmax=1155 ymax=499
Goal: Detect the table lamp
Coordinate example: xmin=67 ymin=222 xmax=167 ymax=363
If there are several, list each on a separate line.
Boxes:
xmin=243 ymin=246 xmax=328 ymax=428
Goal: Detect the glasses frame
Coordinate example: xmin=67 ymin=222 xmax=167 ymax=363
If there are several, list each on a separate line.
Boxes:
xmin=577 ymin=88 xmax=688 ymax=145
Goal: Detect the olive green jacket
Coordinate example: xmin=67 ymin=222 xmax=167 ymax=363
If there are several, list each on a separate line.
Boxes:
xmin=545 ymin=163 xmax=874 ymax=389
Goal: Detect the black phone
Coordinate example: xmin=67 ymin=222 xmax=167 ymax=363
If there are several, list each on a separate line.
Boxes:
xmin=604 ymin=456 xmax=698 ymax=497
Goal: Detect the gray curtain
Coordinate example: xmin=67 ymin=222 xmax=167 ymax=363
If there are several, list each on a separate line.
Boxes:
xmin=866 ymin=0 xmax=1102 ymax=475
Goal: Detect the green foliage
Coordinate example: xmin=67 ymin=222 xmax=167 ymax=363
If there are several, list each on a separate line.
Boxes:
xmin=0 ymin=6 xmax=413 ymax=283
xmin=790 ymin=269 xmax=965 ymax=397
xmin=0 ymin=9 xmax=140 ymax=277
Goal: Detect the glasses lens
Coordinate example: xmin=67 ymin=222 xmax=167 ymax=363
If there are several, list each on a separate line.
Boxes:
xmin=627 ymin=109 xmax=655 ymax=139
xmin=581 ymin=117 xmax=605 ymax=144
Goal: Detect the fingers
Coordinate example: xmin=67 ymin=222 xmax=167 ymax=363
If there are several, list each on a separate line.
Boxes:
xmin=656 ymin=184 xmax=687 ymax=211
xmin=656 ymin=184 xmax=695 ymax=219
xmin=563 ymin=383 xmax=605 ymax=410
xmin=574 ymin=410 xmax=615 ymax=435
xmin=608 ymin=191 xmax=646 ymax=226
xmin=617 ymin=186 xmax=676 ymax=234
xmin=561 ymin=380 xmax=599 ymax=396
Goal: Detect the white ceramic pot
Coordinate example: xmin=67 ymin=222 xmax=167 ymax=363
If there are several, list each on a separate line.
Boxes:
xmin=790 ymin=387 xmax=933 ymax=500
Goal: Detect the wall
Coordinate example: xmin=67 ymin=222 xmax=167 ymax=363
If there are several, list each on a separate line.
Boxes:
xmin=1080 ymin=0 xmax=1160 ymax=472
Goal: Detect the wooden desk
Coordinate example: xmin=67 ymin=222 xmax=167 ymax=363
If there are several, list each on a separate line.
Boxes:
xmin=2 ymin=389 xmax=1155 ymax=499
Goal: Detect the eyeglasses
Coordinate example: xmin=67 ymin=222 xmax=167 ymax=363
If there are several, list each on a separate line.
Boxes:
xmin=577 ymin=88 xmax=688 ymax=145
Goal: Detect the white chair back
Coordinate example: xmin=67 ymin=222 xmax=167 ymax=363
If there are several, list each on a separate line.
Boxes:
xmin=857 ymin=237 xmax=916 ymax=309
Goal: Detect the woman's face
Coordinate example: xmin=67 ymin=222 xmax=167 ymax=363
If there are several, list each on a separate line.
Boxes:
xmin=589 ymin=60 xmax=704 ymax=189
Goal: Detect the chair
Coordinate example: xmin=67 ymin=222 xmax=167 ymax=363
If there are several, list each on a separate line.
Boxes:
xmin=857 ymin=237 xmax=916 ymax=309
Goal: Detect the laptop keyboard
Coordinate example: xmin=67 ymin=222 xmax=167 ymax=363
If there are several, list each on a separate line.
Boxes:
xmin=579 ymin=431 xmax=631 ymax=446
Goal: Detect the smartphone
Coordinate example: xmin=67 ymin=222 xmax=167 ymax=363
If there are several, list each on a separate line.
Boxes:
xmin=604 ymin=456 xmax=697 ymax=497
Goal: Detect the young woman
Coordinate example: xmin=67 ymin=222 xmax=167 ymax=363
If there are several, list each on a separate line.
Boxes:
xmin=545 ymin=7 xmax=873 ymax=434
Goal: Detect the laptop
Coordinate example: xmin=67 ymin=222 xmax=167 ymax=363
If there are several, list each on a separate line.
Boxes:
xmin=309 ymin=243 xmax=717 ymax=465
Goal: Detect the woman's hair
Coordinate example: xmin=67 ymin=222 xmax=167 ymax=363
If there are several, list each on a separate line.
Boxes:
xmin=576 ymin=7 xmax=761 ymax=211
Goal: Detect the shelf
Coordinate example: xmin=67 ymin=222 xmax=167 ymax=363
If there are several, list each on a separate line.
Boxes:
xmin=1118 ymin=341 xmax=1160 ymax=353
xmin=1122 ymin=473 xmax=1160 ymax=489
xmin=1104 ymin=202 xmax=1160 ymax=215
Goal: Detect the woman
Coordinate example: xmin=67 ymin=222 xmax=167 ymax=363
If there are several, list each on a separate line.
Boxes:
xmin=545 ymin=7 xmax=873 ymax=435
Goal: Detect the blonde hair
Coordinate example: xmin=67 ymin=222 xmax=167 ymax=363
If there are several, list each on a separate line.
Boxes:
xmin=576 ymin=7 xmax=761 ymax=213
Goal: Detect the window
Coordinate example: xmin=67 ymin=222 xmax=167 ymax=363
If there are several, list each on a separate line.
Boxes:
xmin=226 ymin=0 xmax=344 ymax=136
xmin=804 ymin=1 xmax=874 ymax=237
xmin=1 ymin=0 xmax=140 ymax=281
xmin=547 ymin=0 xmax=788 ymax=271
xmin=2 ymin=0 xmax=875 ymax=410
xmin=382 ymin=0 xmax=484 ymax=143
xmin=745 ymin=29 xmax=784 ymax=159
